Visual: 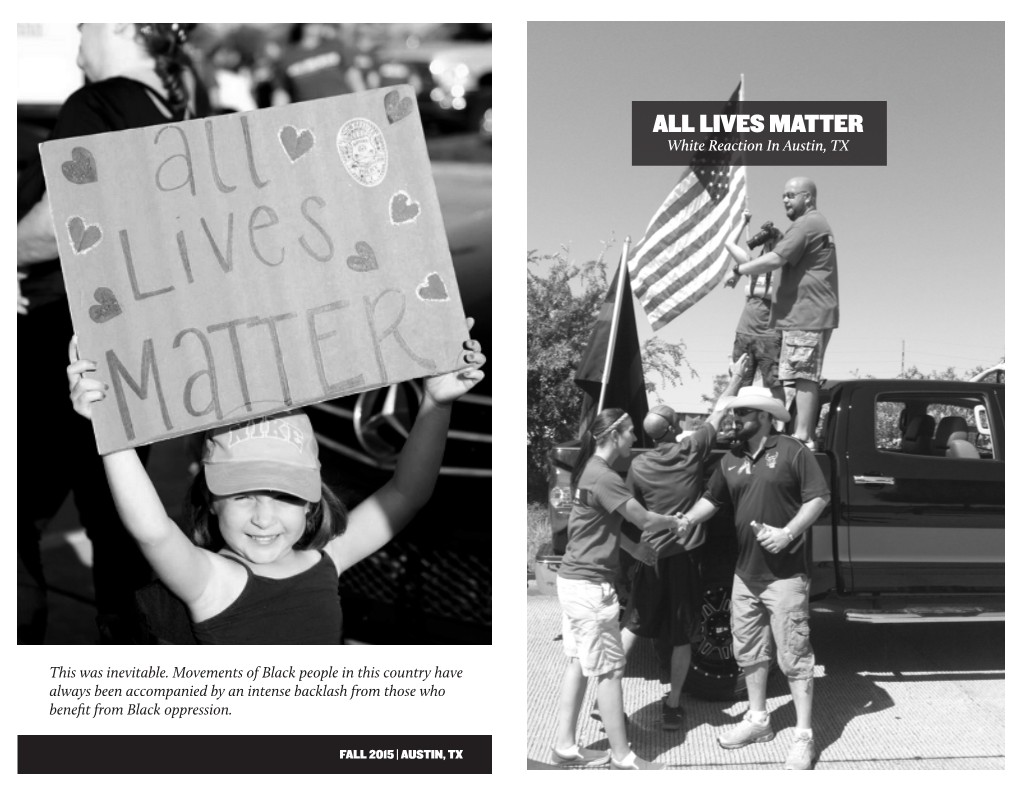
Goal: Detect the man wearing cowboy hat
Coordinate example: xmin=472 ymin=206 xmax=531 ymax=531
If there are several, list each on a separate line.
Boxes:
xmin=678 ymin=386 xmax=830 ymax=769
xmin=617 ymin=357 xmax=748 ymax=733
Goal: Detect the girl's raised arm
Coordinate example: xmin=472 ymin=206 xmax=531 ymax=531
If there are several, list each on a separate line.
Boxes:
xmin=68 ymin=337 xmax=216 ymax=605
xmin=328 ymin=320 xmax=486 ymax=573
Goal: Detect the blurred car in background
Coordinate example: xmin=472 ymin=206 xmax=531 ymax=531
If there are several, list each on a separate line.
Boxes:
xmin=378 ymin=23 xmax=492 ymax=138
xmin=308 ymin=161 xmax=492 ymax=645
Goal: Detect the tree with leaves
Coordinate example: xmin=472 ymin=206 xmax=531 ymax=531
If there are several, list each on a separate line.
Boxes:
xmin=526 ymin=245 xmax=692 ymax=501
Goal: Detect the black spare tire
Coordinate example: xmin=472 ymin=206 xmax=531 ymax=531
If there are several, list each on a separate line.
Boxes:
xmin=683 ymin=575 xmax=747 ymax=700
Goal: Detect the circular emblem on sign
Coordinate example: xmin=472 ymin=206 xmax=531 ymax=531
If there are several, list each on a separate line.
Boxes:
xmin=336 ymin=118 xmax=388 ymax=187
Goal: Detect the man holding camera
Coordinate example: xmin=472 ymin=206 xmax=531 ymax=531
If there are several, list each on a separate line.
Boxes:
xmin=727 ymin=178 xmax=839 ymax=449
xmin=678 ymin=388 xmax=830 ymax=769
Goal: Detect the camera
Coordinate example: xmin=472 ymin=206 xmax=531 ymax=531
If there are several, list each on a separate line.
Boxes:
xmin=747 ymin=221 xmax=781 ymax=250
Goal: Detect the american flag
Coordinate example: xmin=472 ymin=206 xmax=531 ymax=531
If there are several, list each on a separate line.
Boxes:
xmin=628 ymin=81 xmax=748 ymax=331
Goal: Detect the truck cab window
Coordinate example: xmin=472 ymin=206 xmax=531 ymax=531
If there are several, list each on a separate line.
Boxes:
xmin=876 ymin=394 xmax=998 ymax=460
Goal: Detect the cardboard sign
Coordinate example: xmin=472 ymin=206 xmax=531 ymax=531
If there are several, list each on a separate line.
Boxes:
xmin=41 ymin=86 xmax=468 ymax=455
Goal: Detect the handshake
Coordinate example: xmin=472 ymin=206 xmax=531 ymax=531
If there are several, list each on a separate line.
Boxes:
xmin=671 ymin=512 xmax=692 ymax=536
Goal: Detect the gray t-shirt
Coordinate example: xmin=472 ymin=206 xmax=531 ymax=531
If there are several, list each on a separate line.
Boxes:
xmin=559 ymin=457 xmax=633 ymax=583
xmin=626 ymin=424 xmax=716 ymax=558
xmin=770 ymin=210 xmax=839 ymax=331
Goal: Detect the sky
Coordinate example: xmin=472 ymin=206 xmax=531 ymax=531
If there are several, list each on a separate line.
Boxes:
xmin=528 ymin=21 xmax=1005 ymax=412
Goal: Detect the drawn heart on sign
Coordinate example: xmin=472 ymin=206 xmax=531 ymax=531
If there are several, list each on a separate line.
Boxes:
xmin=390 ymin=191 xmax=421 ymax=224
xmin=346 ymin=241 xmax=378 ymax=272
xmin=384 ymin=90 xmax=415 ymax=124
xmin=279 ymin=125 xmax=315 ymax=162
xmin=88 ymin=287 xmax=122 ymax=324
xmin=417 ymin=272 xmax=449 ymax=301
xmin=61 ymin=147 xmax=98 ymax=184
xmin=67 ymin=216 xmax=103 ymax=254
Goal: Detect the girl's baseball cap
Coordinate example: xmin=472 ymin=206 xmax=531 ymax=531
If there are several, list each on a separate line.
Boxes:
xmin=202 ymin=410 xmax=322 ymax=502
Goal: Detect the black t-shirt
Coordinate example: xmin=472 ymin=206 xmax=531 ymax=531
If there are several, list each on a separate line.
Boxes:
xmin=19 ymin=77 xmax=188 ymax=310
xmin=191 ymin=552 xmax=343 ymax=644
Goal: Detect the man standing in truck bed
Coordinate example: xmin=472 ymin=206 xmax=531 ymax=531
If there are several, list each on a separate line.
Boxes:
xmin=678 ymin=386 xmax=830 ymax=769
xmin=727 ymin=178 xmax=838 ymax=450
xmin=618 ymin=358 xmax=747 ymax=732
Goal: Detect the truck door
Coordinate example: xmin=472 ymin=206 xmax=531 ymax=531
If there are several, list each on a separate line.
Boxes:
xmin=844 ymin=384 xmax=1004 ymax=591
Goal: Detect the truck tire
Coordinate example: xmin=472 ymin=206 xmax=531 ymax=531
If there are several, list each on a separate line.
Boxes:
xmin=683 ymin=576 xmax=748 ymax=701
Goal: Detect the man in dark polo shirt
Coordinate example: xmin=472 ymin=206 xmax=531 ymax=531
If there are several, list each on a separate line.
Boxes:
xmin=679 ymin=386 xmax=830 ymax=769
xmin=725 ymin=178 xmax=839 ymax=450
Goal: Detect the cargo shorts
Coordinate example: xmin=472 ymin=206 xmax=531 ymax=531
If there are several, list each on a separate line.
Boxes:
xmin=778 ymin=328 xmax=832 ymax=384
xmin=730 ymin=573 xmax=814 ymax=680
xmin=557 ymin=575 xmax=626 ymax=677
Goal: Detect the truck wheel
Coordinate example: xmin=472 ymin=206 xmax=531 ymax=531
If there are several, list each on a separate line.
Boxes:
xmin=683 ymin=578 xmax=747 ymax=701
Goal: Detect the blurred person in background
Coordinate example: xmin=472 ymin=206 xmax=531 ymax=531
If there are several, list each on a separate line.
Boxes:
xmin=17 ymin=23 xmax=204 ymax=644
xmin=272 ymin=23 xmax=365 ymax=105
xmin=350 ymin=24 xmax=383 ymax=91
xmin=252 ymin=37 xmax=282 ymax=109
xmin=208 ymin=42 xmax=257 ymax=112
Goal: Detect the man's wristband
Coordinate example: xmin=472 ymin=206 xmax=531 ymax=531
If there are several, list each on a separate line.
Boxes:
xmin=782 ymin=526 xmax=794 ymax=541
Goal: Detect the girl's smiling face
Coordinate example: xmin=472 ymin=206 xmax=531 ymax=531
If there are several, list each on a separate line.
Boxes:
xmin=211 ymin=490 xmax=310 ymax=564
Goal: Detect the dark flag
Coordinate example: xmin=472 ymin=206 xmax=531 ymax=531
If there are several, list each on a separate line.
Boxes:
xmin=574 ymin=261 xmax=650 ymax=445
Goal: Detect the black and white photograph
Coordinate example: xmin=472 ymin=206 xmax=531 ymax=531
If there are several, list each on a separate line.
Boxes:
xmin=527 ymin=20 xmax=1004 ymax=770
xmin=18 ymin=22 xmax=492 ymax=649
xmin=15 ymin=21 xmax=494 ymax=774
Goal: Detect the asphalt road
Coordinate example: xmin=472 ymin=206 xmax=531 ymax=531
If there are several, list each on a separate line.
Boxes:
xmin=527 ymin=585 xmax=1004 ymax=770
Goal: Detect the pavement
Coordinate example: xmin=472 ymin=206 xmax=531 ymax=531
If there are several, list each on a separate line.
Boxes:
xmin=527 ymin=581 xmax=1005 ymax=770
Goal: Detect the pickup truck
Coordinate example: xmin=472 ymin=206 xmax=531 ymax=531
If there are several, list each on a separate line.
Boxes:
xmin=535 ymin=377 xmax=1005 ymax=699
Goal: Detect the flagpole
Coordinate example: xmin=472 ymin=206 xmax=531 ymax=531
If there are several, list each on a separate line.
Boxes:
xmin=597 ymin=236 xmax=632 ymax=414
xmin=740 ymin=74 xmax=749 ymax=243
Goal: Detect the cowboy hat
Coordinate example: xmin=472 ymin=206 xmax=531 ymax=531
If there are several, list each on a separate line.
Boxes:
xmin=716 ymin=386 xmax=791 ymax=422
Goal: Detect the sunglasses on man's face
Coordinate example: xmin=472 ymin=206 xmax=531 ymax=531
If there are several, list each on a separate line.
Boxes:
xmin=733 ymin=408 xmax=761 ymax=417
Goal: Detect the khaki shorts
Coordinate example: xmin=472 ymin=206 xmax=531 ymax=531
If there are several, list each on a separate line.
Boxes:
xmin=730 ymin=573 xmax=814 ymax=679
xmin=557 ymin=575 xmax=626 ymax=677
xmin=778 ymin=329 xmax=832 ymax=383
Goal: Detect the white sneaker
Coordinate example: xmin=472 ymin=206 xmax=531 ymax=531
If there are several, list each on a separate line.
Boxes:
xmin=551 ymin=746 xmax=611 ymax=767
xmin=610 ymin=754 xmax=667 ymax=770
xmin=784 ymin=734 xmax=816 ymax=770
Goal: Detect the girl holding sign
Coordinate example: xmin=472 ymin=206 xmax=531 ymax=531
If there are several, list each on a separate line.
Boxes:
xmin=66 ymin=323 xmax=485 ymax=644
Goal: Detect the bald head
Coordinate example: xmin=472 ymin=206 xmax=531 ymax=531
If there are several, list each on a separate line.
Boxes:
xmin=643 ymin=405 xmax=677 ymax=442
xmin=783 ymin=177 xmax=817 ymax=220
